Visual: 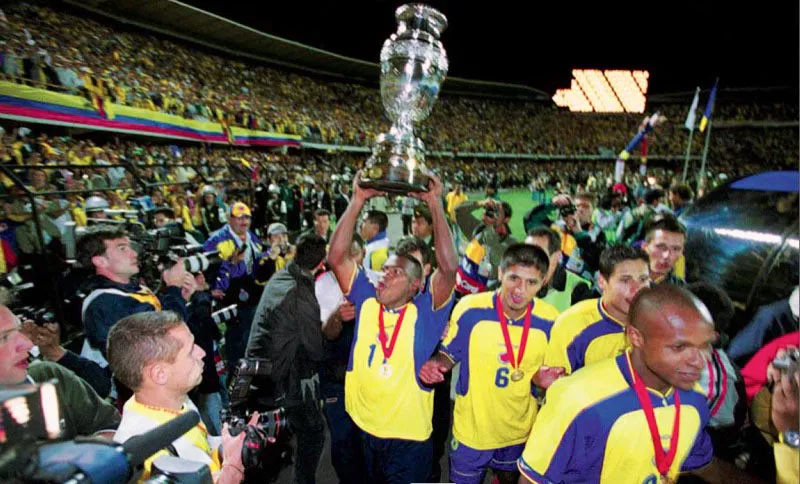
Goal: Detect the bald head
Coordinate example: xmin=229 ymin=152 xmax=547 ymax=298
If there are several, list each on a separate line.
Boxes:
xmin=627 ymin=284 xmax=716 ymax=391
xmin=629 ymin=284 xmax=714 ymax=335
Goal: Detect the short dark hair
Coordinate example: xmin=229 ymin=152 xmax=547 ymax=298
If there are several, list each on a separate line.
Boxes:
xmin=76 ymin=225 xmax=128 ymax=269
xmin=395 ymin=236 xmax=433 ymax=268
xmin=644 ymin=213 xmax=687 ymax=242
xmin=314 ymin=209 xmax=331 ymax=219
xmin=644 ymin=188 xmax=665 ymax=205
xmin=365 ymin=210 xmax=389 ymax=233
xmin=107 ymin=311 xmax=185 ymax=391
xmin=669 ymin=183 xmax=694 ymax=202
xmin=396 ymin=254 xmax=423 ymax=284
xmin=599 ymin=245 xmax=649 ymax=279
xmin=526 ymin=227 xmax=561 ymax=255
xmin=688 ymin=281 xmax=735 ymax=333
xmin=294 ymin=233 xmax=327 ymax=271
xmin=499 ymin=243 xmax=549 ymax=277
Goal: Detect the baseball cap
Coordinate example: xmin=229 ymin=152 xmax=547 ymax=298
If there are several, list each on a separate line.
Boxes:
xmin=413 ymin=205 xmax=432 ymax=225
xmin=230 ymin=202 xmax=251 ymax=218
xmin=267 ymin=223 xmax=288 ymax=236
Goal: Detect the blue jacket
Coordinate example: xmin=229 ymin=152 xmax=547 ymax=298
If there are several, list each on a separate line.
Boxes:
xmin=203 ymin=225 xmax=269 ymax=305
xmin=82 ymin=276 xmax=187 ymax=356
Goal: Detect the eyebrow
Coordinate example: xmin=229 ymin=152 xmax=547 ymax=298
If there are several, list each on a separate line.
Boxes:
xmin=0 ymin=322 xmax=20 ymax=338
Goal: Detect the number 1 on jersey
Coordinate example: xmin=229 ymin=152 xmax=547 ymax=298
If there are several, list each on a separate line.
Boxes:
xmin=368 ymin=343 xmax=376 ymax=367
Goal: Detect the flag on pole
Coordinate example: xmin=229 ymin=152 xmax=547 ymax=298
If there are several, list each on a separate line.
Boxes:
xmin=639 ymin=135 xmax=648 ymax=176
xmin=684 ymin=87 xmax=700 ymax=130
xmin=698 ymin=80 xmax=718 ymax=133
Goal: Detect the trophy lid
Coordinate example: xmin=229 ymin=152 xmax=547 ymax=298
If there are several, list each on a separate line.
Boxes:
xmin=395 ymin=4 xmax=448 ymax=39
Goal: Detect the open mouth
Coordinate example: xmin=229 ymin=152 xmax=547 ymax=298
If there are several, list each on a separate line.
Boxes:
xmin=15 ymin=359 xmax=29 ymax=370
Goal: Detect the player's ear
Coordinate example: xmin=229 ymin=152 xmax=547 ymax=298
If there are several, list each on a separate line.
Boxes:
xmin=627 ymin=324 xmax=644 ymax=349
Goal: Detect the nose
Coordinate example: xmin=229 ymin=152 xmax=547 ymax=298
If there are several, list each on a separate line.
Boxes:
xmin=18 ymin=333 xmax=34 ymax=353
xmin=685 ymin=348 xmax=705 ymax=370
xmin=196 ymin=344 xmax=206 ymax=359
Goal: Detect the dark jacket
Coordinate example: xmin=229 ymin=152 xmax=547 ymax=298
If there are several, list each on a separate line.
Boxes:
xmin=728 ymin=297 xmax=798 ymax=366
xmin=186 ymin=291 xmax=223 ymax=394
xmin=82 ymin=275 xmax=188 ymax=357
xmin=28 ymin=361 xmax=121 ymax=439
xmin=246 ymin=262 xmax=324 ymax=407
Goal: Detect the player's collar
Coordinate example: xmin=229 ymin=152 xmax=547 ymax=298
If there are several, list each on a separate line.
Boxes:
xmin=598 ymin=299 xmax=626 ymax=328
xmin=620 ymin=349 xmax=675 ymax=399
xmin=494 ymin=291 xmax=533 ymax=323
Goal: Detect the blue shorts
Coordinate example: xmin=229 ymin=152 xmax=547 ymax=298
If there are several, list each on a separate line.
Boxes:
xmin=449 ymin=438 xmax=525 ymax=484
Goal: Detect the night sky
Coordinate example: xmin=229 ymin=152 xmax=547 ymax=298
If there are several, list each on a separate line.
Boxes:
xmin=183 ymin=0 xmax=798 ymax=95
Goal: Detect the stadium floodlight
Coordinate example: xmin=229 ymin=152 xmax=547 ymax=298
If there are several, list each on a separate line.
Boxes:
xmin=552 ymin=69 xmax=649 ymax=113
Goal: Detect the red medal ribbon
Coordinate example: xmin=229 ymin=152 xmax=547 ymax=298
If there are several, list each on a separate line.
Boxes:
xmin=630 ymin=361 xmax=681 ymax=478
xmin=378 ymin=305 xmax=407 ymax=362
xmin=496 ymin=293 xmax=532 ymax=370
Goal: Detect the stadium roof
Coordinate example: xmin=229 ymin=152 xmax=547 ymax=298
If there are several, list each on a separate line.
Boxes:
xmin=65 ymin=0 xmax=550 ymax=101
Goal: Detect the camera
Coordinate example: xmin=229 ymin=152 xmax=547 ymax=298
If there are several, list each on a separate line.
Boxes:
xmin=773 ymin=347 xmax=799 ymax=378
xmin=221 ymin=358 xmax=292 ymax=481
xmin=15 ymin=306 xmax=56 ymax=326
xmin=211 ymin=304 xmax=238 ymax=326
xmin=559 ymin=203 xmax=577 ymax=219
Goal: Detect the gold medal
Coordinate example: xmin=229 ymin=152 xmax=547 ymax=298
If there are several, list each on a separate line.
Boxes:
xmin=510 ymin=369 xmax=525 ymax=382
xmin=661 ymin=474 xmax=676 ymax=484
xmin=379 ymin=363 xmax=393 ymax=378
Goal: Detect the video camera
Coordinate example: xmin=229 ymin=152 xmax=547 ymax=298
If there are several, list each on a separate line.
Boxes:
xmin=221 ymin=358 xmax=292 ymax=481
xmin=0 ymin=381 xmax=207 ymax=483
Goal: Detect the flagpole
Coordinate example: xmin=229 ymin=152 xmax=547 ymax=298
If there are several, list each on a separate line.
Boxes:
xmin=681 ymin=87 xmax=700 ymax=183
xmin=697 ymin=119 xmax=713 ymax=195
xmin=682 ymin=126 xmax=696 ymax=183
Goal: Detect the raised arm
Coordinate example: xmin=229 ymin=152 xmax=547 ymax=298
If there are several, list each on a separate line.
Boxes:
xmin=328 ymin=171 xmax=385 ymax=294
xmin=411 ymin=174 xmax=457 ymax=309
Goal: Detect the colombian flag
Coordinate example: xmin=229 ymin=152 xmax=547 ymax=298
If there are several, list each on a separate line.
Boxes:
xmin=699 ymin=79 xmax=718 ymax=133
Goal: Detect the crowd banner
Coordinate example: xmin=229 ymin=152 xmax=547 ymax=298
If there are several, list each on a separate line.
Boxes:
xmin=0 ymin=82 xmax=301 ymax=147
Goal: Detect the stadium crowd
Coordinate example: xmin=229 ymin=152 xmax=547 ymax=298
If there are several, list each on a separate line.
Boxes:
xmin=0 ymin=2 xmax=797 ymax=484
xmin=0 ymin=2 xmax=797 ymax=166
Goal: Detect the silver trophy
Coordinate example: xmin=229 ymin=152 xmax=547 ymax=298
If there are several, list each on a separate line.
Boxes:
xmin=359 ymin=3 xmax=448 ymax=193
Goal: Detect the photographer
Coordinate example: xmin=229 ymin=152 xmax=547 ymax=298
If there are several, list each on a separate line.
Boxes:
xmin=77 ymin=225 xmax=193 ymax=391
xmin=204 ymin=203 xmax=268 ymax=377
xmin=454 ymin=197 xmax=516 ymax=296
xmin=524 ymin=193 xmax=606 ymax=280
xmin=0 ymin=290 xmax=120 ymax=440
xmin=108 ymin=311 xmax=256 ymax=483
xmin=245 ymin=233 xmax=328 ymax=484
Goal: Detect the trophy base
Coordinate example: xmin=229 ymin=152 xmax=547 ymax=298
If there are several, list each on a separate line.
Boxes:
xmin=359 ymin=178 xmax=429 ymax=194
